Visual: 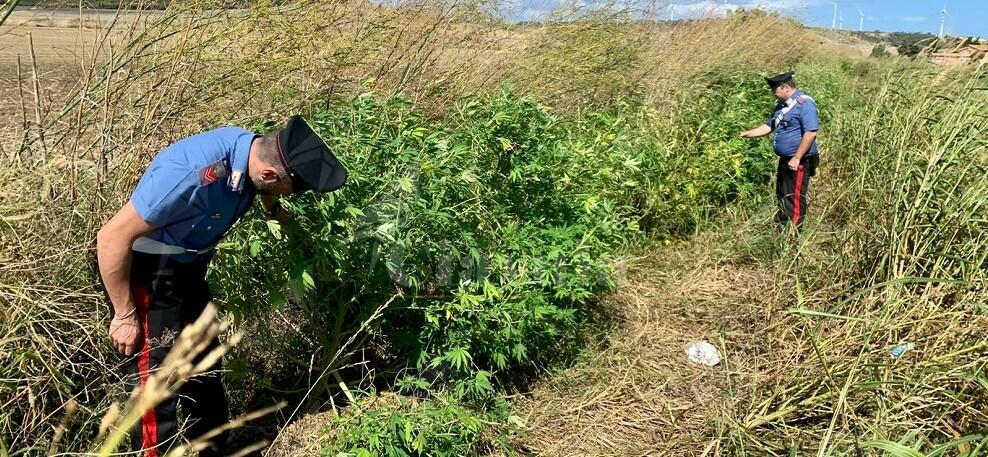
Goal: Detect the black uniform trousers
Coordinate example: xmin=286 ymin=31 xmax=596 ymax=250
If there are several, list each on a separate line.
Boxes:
xmin=775 ymin=154 xmax=818 ymax=227
xmin=125 ymin=251 xmax=229 ymax=456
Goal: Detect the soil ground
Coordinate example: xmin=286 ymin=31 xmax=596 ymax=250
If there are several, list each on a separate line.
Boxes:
xmin=0 ymin=10 xmax=124 ymax=156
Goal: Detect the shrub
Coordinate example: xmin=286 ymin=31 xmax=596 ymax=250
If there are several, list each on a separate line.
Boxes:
xmin=213 ymin=80 xmax=780 ymax=417
xmin=870 ymin=44 xmax=890 ymax=58
xmin=322 ymin=392 xmax=521 ymax=457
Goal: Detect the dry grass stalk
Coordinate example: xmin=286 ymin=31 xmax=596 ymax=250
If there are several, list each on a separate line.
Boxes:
xmin=96 ymin=303 xmax=242 ymax=455
xmin=511 ymin=223 xmax=777 ymax=456
xmin=162 ymin=403 xmax=284 ymax=457
xmin=268 ymin=293 xmax=398 ymax=449
xmin=726 ymin=65 xmax=988 ymax=454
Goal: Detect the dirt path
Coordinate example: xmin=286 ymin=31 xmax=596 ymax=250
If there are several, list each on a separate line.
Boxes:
xmin=510 ymin=224 xmax=779 ymax=456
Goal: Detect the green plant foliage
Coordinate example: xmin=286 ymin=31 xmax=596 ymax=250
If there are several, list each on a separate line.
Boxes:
xmin=870 ymin=45 xmax=891 ymax=58
xmin=863 ymin=435 xmax=988 ymax=457
xmin=214 ymin=82 xmax=778 ymax=391
xmin=322 ymin=393 xmax=521 ymax=457
xmin=208 ymin=80 xmax=784 ymax=451
xmin=214 ymin=88 xmax=626 ymax=387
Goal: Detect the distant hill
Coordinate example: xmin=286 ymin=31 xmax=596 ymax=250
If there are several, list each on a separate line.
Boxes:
xmin=850 ymin=31 xmax=935 ymax=47
xmin=14 ymin=0 xmax=246 ymax=7
xmin=16 ymin=0 xmax=164 ymax=7
xmin=853 ymin=30 xmax=983 ymax=48
xmin=806 ymin=28 xmax=984 ymax=58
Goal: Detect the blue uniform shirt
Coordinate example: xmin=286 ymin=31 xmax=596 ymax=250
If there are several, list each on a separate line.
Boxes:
xmin=765 ymin=90 xmax=819 ymax=157
xmin=131 ymin=127 xmax=257 ymax=259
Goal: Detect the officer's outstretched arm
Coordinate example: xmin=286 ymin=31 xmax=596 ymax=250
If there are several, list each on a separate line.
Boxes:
xmin=740 ymin=125 xmax=772 ymax=139
xmin=96 ymin=202 xmax=155 ymax=354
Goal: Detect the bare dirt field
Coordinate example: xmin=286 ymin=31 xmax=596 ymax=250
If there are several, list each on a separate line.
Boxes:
xmin=0 ymin=22 xmax=88 ymax=154
xmin=0 ymin=9 xmax=129 ymax=155
xmin=0 ymin=8 xmax=137 ymax=75
xmin=0 ymin=25 xmax=93 ymax=75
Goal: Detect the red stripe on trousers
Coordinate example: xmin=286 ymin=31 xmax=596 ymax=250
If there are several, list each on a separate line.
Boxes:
xmin=133 ymin=286 xmax=159 ymax=457
xmin=793 ymin=164 xmax=805 ymax=225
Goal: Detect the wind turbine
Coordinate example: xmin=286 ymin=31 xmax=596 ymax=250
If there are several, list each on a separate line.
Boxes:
xmin=839 ymin=14 xmax=844 ymax=30
xmin=857 ymin=7 xmax=864 ymax=32
xmin=938 ymin=3 xmax=948 ymax=37
xmin=832 ymin=2 xmax=838 ymax=30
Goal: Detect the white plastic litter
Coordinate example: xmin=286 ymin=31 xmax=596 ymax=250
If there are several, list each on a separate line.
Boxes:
xmin=890 ymin=342 xmax=915 ymax=359
xmin=685 ymin=340 xmax=721 ymax=366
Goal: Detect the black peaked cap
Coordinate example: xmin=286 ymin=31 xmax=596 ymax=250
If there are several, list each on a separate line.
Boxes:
xmin=277 ymin=115 xmax=347 ymax=194
xmin=764 ymin=71 xmax=795 ymax=89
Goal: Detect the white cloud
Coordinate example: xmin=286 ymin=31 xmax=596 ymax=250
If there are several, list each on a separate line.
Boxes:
xmin=499 ymin=0 xmax=561 ymax=21
xmin=517 ymin=6 xmax=553 ymax=21
xmin=503 ymin=0 xmax=817 ymax=22
xmin=900 ymin=16 xmax=927 ymax=22
xmin=667 ymin=0 xmax=818 ymax=19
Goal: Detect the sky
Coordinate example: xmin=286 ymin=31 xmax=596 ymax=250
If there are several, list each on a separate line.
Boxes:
xmin=509 ymin=0 xmax=987 ymax=38
xmin=790 ymin=0 xmax=985 ymax=37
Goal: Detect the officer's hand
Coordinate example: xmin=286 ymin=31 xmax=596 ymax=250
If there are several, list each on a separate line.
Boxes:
xmin=787 ymin=156 xmax=800 ymax=171
xmin=109 ymin=314 xmax=142 ymax=356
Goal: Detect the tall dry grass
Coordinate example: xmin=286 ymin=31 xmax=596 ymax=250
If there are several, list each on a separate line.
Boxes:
xmin=0 ymin=0 xmax=816 ymax=452
xmin=734 ymin=62 xmax=988 ymax=455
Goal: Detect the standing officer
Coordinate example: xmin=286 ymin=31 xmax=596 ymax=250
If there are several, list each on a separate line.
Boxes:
xmin=740 ymin=71 xmax=820 ymax=230
xmin=96 ymin=116 xmax=347 ymax=456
